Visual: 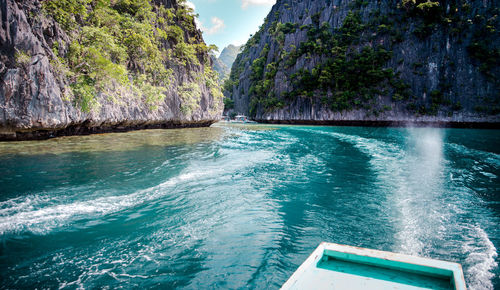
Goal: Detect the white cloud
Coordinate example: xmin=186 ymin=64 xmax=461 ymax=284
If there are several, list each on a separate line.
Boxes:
xmin=241 ymin=0 xmax=276 ymax=9
xmin=200 ymin=17 xmax=226 ymax=35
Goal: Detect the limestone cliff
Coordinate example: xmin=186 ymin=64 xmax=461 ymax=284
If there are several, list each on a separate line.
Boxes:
xmin=212 ymin=44 xmax=242 ymax=81
xmin=0 ymin=0 xmax=223 ymax=140
xmin=211 ymin=55 xmax=229 ymax=81
xmin=224 ymin=0 xmax=499 ymax=125
xmin=218 ymin=44 xmax=242 ymax=69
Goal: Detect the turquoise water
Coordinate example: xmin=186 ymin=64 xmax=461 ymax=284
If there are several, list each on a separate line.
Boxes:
xmin=0 ymin=124 xmax=499 ymax=289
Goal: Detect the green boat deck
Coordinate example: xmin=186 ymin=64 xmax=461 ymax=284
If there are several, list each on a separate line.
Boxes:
xmin=281 ymin=243 xmax=466 ymax=290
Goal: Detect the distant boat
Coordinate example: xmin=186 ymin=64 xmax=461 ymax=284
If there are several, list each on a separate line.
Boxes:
xmin=227 ymin=115 xmax=257 ymax=123
xmin=281 ymin=242 xmax=466 ymax=290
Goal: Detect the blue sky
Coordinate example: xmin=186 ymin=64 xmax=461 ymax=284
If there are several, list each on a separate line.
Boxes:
xmin=187 ymin=0 xmax=276 ymax=54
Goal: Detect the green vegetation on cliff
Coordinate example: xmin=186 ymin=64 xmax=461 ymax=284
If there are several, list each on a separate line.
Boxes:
xmin=43 ymin=0 xmax=221 ymax=113
xmin=283 ymin=12 xmax=408 ymax=113
xmin=225 ymin=0 xmax=499 ymax=118
xmin=240 ymin=10 xmax=411 ymax=116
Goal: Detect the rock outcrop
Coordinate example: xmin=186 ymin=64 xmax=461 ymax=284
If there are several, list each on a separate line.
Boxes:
xmin=0 ymin=0 xmax=223 ymax=140
xmin=211 ymin=55 xmax=230 ymax=81
xmin=225 ymin=0 xmax=499 ymax=126
xmin=212 ymin=44 xmax=242 ymax=81
xmin=218 ymin=44 xmax=242 ymax=69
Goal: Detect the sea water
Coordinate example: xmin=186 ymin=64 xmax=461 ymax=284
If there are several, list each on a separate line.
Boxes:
xmin=0 ymin=124 xmax=498 ymax=289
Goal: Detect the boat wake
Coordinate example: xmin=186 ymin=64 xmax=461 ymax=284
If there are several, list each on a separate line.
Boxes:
xmin=299 ymin=128 xmax=498 ymax=289
xmin=463 ymin=225 xmax=498 ymax=289
xmin=1 ymin=126 xmax=498 ymax=289
xmin=0 ymin=145 xmax=275 ymax=236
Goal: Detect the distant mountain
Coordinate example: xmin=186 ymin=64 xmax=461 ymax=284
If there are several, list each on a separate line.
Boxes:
xmin=211 ymin=55 xmax=230 ymax=81
xmin=219 ymin=45 xmax=242 ymax=69
xmin=212 ymin=44 xmax=241 ymax=81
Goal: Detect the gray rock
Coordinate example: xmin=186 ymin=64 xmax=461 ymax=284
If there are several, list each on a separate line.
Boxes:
xmin=218 ymin=44 xmax=242 ymax=69
xmin=0 ymin=0 xmax=223 ymax=140
xmin=226 ymin=0 xmax=499 ymax=125
xmin=212 ymin=44 xmax=242 ymax=81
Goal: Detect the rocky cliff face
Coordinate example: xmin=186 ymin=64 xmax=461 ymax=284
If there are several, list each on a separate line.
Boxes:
xmin=212 ymin=44 xmax=242 ymax=81
xmin=211 ymin=55 xmax=230 ymax=81
xmin=225 ymin=0 xmax=499 ymax=125
xmin=0 ymin=0 xmax=223 ymax=140
xmin=218 ymin=44 xmax=242 ymax=69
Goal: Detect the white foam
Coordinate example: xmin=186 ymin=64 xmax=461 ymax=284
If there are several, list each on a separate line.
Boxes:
xmin=463 ymin=226 xmax=498 ymax=290
xmin=0 ymin=148 xmax=275 ymax=235
xmin=0 ymin=194 xmax=54 ymax=216
xmin=480 ymin=171 xmax=497 ymax=179
xmin=447 ymin=143 xmax=500 ymax=168
xmin=305 ymin=128 xmax=498 ymax=286
xmin=330 ymin=130 xmax=446 ymax=255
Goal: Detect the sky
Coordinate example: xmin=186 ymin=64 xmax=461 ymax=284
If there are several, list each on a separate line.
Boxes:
xmin=187 ymin=0 xmax=276 ymax=55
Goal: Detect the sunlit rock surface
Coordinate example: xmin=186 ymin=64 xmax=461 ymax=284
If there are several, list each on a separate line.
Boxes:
xmin=0 ymin=0 xmax=223 ymax=140
xmin=225 ymin=0 xmax=499 ymax=125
